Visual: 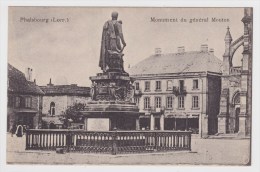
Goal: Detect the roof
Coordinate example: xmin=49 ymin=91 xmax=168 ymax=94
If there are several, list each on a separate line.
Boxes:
xmin=8 ymin=64 xmax=44 ymax=95
xmin=129 ymin=51 xmax=223 ymax=76
xmin=40 ymin=84 xmax=90 ymax=96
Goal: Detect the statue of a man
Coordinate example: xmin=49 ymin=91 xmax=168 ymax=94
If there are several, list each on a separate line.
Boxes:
xmin=99 ymin=11 xmax=126 ymax=72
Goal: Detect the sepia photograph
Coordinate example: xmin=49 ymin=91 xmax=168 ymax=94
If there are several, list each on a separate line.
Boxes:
xmin=4 ymin=6 xmax=254 ymax=167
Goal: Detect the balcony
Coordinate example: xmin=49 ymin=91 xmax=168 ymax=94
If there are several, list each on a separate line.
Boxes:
xmin=172 ymin=86 xmax=187 ymax=96
xmin=134 ymin=89 xmax=142 ymax=96
xmin=148 ymin=106 xmax=165 ymax=114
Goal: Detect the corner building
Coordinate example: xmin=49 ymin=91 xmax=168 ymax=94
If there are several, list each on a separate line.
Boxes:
xmin=129 ymin=45 xmax=222 ymax=136
xmin=7 ymin=64 xmax=44 ymax=131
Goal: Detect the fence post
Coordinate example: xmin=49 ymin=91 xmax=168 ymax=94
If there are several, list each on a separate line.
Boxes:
xmin=189 ymin=132 xmax=192 ymax=151
xmin=66 ymin=130 xmax=71 ymax=152
xmin=112 ymin=131 xmax=118 ymax=155
xmin=154 ymin=132 xmax=158 ymax=151
xmin=25 ymin=130 xmax=29 ymax=150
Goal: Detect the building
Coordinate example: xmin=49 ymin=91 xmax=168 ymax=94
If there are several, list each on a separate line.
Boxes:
xmin=7 ymin=64 xmax=44 ymax=131
xmin=218 ymin=8 xmax=252 ymax=136
xmin=40 ymin=79 xmax=91 ymax=129
xmin=129 ymin=45 xmax=222 ymax=136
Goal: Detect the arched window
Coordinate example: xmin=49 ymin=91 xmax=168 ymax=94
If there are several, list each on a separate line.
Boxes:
xmin=50 ymin=102 xmax=55 ymax=116
xmin=232 ymin=91 xmax=240 ymax=106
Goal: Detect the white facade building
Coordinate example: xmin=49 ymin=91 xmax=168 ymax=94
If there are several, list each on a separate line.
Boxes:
xmin=129 ymin=45 xmax=222 ymax=136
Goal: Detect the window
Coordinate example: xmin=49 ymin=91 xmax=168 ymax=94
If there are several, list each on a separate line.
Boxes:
xmin=192 ymin=96 xmax=199 ymax=108
xmin=134 ymin=97 xmax=140 ymax=106
xmin=167 ymin=80 xmax=173 ymax=90
xmin=144 ymin=97 xmax=150 ymax=109
xmin=155 ymin=81 xmax=161 ymax=90
xmin=144 ymin=81 xmax=150 ymax=91
xmin=166 ymin=96 xmax=173 ymax=109
xmin=135 ymin=82 xmax=140 ymax=90
xmin=193 ymin=79 xmax=199 ymax=89
xmin=25 ymin=97 xmax=32 ymax=108
xmin=50 ymin=102 xmax=55 ymax=116
xmin=15 ymin=97 xmax=21 ymax=108
xmin=179 ymin=80 xmax=184 ymax=91
xmin=178 ymin=96 xmax=185 ymax=109
xmin=8 ymin=95 xmax=13 ymax=107
xmin=155 ymin=97 xmax=161 ymax=108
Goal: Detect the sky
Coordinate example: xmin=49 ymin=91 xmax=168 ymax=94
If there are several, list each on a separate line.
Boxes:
xmin=8 ymin=7 xmax=244 ymax=86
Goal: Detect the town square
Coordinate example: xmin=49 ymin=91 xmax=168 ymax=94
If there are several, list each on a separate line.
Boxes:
xmin=5 ymin=7 xmax=252 ymax=166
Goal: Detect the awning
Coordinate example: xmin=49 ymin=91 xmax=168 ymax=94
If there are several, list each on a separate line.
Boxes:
xmin=165 ymin=113 xmax=199 ymax=118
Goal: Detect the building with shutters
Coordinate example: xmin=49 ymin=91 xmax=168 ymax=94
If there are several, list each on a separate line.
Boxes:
xmin=129 ymin=45 xmax=222 ymax=136
xmin=7 ymin=64 xmax=44 ymax=131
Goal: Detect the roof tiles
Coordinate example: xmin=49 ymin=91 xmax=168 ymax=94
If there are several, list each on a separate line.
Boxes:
xmin=129 ymin=51 xmax=223 ymax=76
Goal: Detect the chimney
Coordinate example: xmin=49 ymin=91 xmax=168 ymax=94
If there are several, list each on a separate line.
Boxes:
xmin=177 ymin=46 xmax=185 ymax=53
xmin=201 ymin=44 xmax=208 ymax=52
xmin=47 ymin=78 xmax=54 ymax=86
xmin=155 ymin=48 xmax=162 ymax=56
xmin=209 ymin=48 xmax=214 ymax=55
xmin=25 ymin=67 xmax=33 ymax=81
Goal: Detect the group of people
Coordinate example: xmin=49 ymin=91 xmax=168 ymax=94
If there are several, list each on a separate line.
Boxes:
xmin=9 ymin=124 xmax=28 ymax=137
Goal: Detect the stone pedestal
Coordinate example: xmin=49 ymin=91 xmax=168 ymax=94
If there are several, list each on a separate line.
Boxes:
xmin=87 ymin=118 xmax=110 ymax=131
xmin=80 ymin=53 xmax=143 ymax=131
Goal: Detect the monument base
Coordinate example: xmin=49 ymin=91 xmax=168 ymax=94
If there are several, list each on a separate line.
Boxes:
xmin=81 ymin=101 xmax=143 ymax=131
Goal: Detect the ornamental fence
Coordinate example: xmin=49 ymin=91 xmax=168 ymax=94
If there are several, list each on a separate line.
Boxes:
xmin=26 ymin=129 xmax=192 ymax=154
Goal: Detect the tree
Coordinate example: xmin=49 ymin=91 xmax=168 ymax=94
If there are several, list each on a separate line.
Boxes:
xmin=60 ymin=103 xmax=85 ymax=128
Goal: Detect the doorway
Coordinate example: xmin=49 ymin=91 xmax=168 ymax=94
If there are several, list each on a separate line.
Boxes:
xmin=234 ymin=108 xmax=240 ymax=133
xmin=49 ymin=123 xmax=56 ymax=129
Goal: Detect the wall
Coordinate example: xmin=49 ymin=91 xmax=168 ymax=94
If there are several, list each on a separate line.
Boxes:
xmin=207 ymin=75 xmax=221 ymax=134
xmin=42 ymin=95 xmax=68 ymax=115
xmin=7 ymin=93 xmax=42 ymax=131
xmin=134 ymin=76 xmax=207 ymax=116
xmin=42 ymin=95 xmax=91 ymax=116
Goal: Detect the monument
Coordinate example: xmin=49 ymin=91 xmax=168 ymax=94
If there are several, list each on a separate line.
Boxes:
xmin=81 ymin=12 xmax=142 ymax=131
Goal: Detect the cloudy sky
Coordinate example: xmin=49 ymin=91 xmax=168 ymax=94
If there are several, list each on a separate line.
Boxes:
xmin=8 ymin=7 xmax=244 ymax=86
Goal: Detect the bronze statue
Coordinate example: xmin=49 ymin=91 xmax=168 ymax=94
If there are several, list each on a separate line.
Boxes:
xmin=99 ymin=11 xmax=126 ymax=72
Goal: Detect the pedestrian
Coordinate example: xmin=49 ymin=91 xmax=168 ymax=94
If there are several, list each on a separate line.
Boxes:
xmin=15 ymin=125 xmax=23 ymax=137
xmin=10 ymin=124 xmax=16 ymax=137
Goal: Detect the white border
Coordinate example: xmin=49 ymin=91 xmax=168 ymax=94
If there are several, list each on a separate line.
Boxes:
xmin=0 ymin=0 xmax=259 ymax=172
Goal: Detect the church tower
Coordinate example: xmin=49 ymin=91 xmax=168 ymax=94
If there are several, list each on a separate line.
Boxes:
xmin=218 ymin=8 xmax=252 ymax=136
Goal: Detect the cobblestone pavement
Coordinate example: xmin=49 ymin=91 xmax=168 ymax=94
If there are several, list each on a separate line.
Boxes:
xmin=6 ymin=134 xmax=250 ymax=165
